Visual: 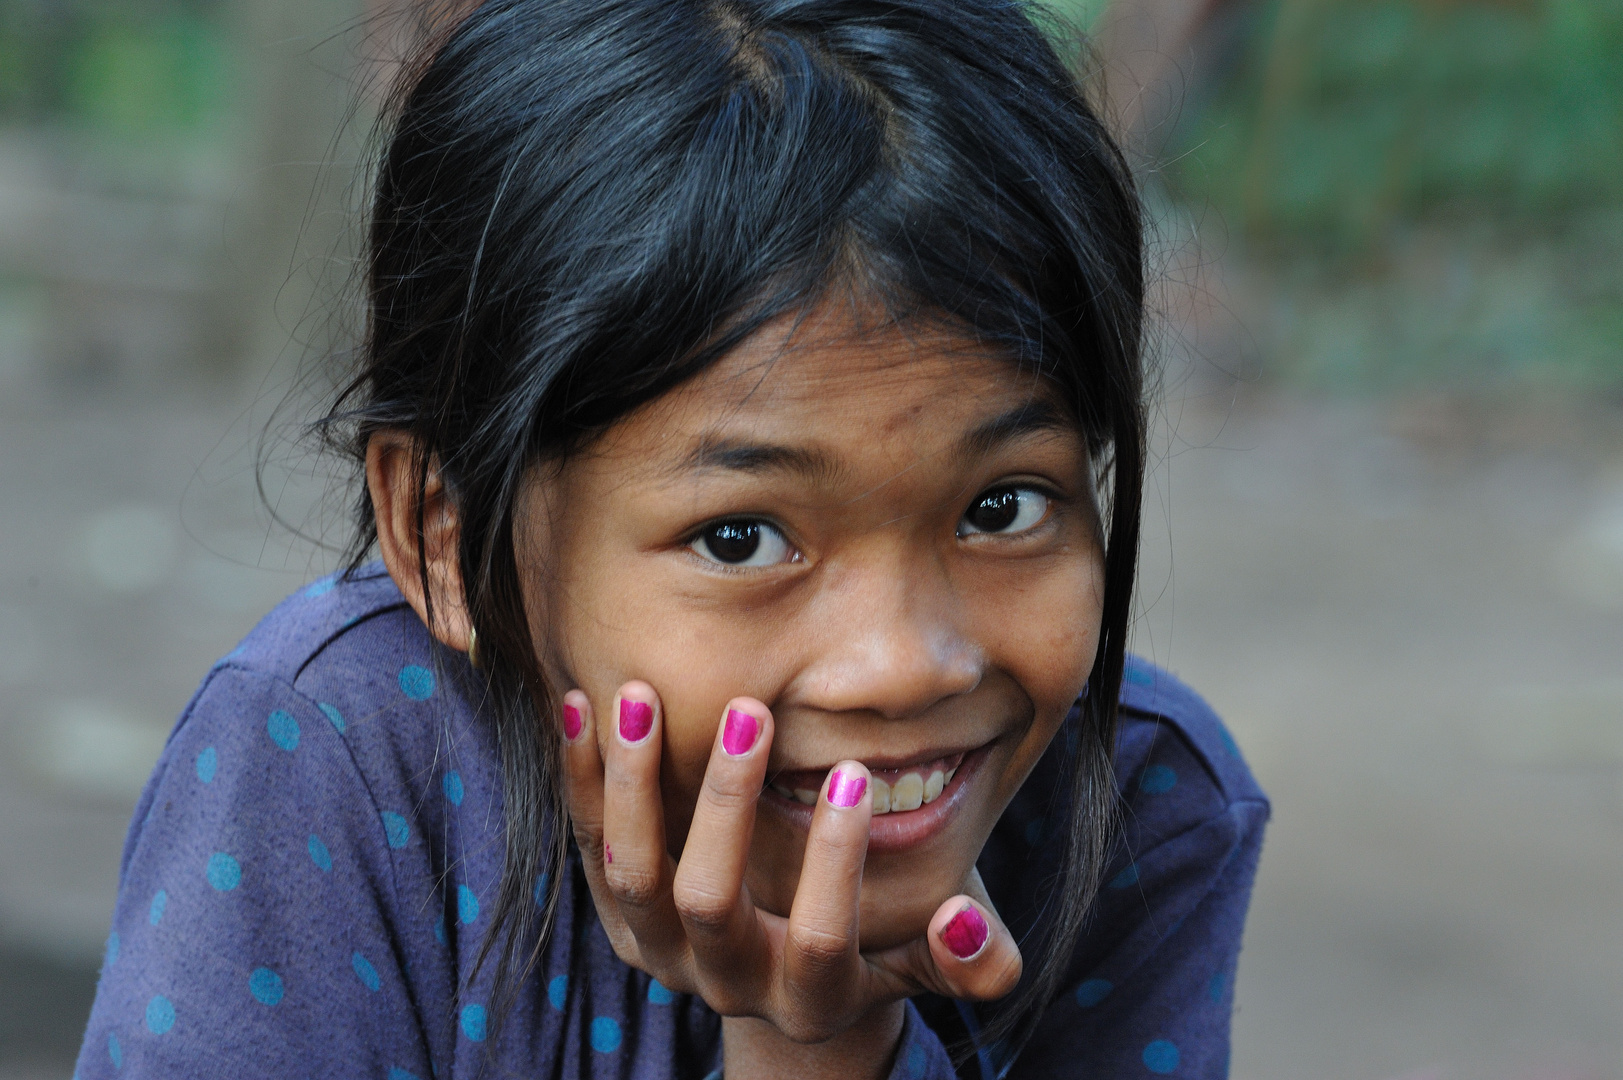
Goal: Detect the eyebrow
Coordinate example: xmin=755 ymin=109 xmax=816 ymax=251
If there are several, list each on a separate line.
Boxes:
xmin=675 ymin=399 xmax=1075 ymax=481
xmin=955 ymin=399 xmax=1075 ymax=461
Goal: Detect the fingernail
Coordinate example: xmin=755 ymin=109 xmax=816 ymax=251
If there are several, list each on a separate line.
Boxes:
xmin=941 ymin=903 xmax=989 ymax=960
xmin=826 ymin=769 xmax=868 ymax=808
xmin=619 ymin=699 xmax=654 ymax=743
xmin=721 ymin=709 xmax=759 ymax=757
xmin=562 ymin=703 xmax=583 ymax=741
xmin=604 ymin=843 xmax=612 ymax=864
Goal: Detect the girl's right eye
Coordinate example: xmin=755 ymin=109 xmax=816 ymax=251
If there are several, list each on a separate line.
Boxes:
xmin=689 ymin=520 xmax=798 ymax=568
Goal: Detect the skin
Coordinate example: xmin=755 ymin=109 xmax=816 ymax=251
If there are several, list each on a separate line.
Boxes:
xmin=370 ymin=300 xmax=1107 ymax=1079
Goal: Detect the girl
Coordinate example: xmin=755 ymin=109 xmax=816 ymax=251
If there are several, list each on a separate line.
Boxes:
xmin=76 ymin=1 xmax=1268 ymax=1077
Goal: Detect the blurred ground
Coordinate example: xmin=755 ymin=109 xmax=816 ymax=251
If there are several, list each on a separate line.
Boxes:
xmin=1 ymin=350 xmax=1620 ymax=1079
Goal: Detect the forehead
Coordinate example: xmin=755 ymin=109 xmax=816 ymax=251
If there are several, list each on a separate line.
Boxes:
xmin=601 ymin=304 xmax=1069 ymax=468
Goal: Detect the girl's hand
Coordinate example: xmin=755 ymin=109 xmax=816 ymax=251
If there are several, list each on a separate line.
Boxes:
xmin=561 ymin=680 xmax=1023 ymax=1049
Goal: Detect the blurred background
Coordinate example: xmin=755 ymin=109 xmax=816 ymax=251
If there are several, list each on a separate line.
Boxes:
xmin=0 ymin=0 xmax=1618 ymax=1077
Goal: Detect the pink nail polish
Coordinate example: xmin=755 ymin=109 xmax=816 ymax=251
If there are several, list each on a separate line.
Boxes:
xmin=940 ymin=904 xmax=989 ymax=959
xmin=826 ymin=770 xmax=867 ymax=808
xmin=604 ymin=843 xmax=612 ymax=864
xmin=619 ymin=699 xmax=654 ymax=743
xmin=562 ymin=703 xmax=583 ymax=741
xmin=721 ymin=709 xmax=758 ymax=757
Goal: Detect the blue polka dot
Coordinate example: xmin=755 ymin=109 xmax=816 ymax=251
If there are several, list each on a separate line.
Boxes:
xmin=906 ymin=1042 xmax=926 ymax=1078
xmin=442 ymin=772 xmax=464 ymax=806
xmin=267 ymin=710 xmax=300 ymax=751
xmin=145 ymin=996 xmax=175 ymax=1034
xmin=352 ymin=951 xmax=381 ymax=992
xmin=381 ymin=812 xmax=411 ymax=849
xmin=387 ymin=1070 xmax=420 ymax=1080
xmin=1024 ymin=818 xmax=1045 ymax=846
xmin=104 ymin=932 xmax=119 ymax=968
xmin=1218 ymin=724 xmax=1240 ymax=756
xmin=647 ymin=978 xmax=675 ymax=1005
xmin=249 ymin=967 xmax=284 ymax=1005
xmin=195 ymin=747 xmax=217 ymax=783
xmin=457 ymin=884 xmax=479 ymax=925
xmin=398 ymin=665 xmax=435 ymax=701
xmin=1138 ymin=764 xmax=1178 ymax=795
xmin=1075 ymin=978 xmax=1113 ymax=1007
xmin=460 ymin=1003 xmax=486 ymax=1041
xmin=433 ymin=914 xmax=447 ymax=946
xmin=547 ymin=974 xmax=568 ymax=1011
xmin=1208 ymin=969 xmax=1227 ymax=1003
xmin=1143 ymin=1039 xmax=1179 ymax=1073
xmin=589 ymin=1016 xmax=622 ymax=1053
xmin=108 ymin=1032 xmax=121 ymax=1068
xmin=318 ymin=702 xmax=346 ymax=734
xmin=308 ymin=834 xmax=332 ymax=873
xmin=1107 ymin=863 xmax=1139 ymax=890
xmin=533 ymin=873 xmax=549 ymax=906
xmin=206 ymin=852 xmax=242 ymax=891
xmin=148 ymin=890 xmax=167 ymax=926
xmin=1124 ymin=665 xmax=1154 ymax=687
xmin=303 ymin=577 xmax=336 ymax=598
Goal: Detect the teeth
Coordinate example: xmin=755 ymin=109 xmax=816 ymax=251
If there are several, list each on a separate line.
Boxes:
xmin=774 ymin=760 xmax=961 ymax=815
xmin=889 ymin=772 xmax=924 ymax=812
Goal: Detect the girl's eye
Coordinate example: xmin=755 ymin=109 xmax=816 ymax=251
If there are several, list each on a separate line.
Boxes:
xmin=689 ymin=520 xmax=797 ymax=567
xmin=958 ymin=487 xmax=1050 ymax=537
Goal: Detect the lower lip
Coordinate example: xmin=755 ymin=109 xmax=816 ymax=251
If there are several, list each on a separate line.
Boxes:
xmin=760 ymin=745 xmax=990 ymax=854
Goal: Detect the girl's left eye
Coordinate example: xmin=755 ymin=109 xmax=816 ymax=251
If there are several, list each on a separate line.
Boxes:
xmin=689 ymin=520 xmax=798 ymax=567
xmin=958 ymin=487 xmax=1051 ymax=537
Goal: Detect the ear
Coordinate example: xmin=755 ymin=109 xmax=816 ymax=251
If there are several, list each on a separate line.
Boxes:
xmin=367 ymin=430 xmax=473 ymax=653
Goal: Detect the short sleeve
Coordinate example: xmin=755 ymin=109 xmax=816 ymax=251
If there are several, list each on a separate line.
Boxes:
xmin=73 ymin=666 xmax=438 ymax=1080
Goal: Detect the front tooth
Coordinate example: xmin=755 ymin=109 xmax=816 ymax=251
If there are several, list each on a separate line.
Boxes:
xmin=890 ymin=772 xmax=924 ymax=812
xmin=869 ymin=776 xmax=891 ymax=814
xmin=793 ymin=788 xmax=818 ymax=805
xmin=923 ymin=770 xmax=944 ymax=803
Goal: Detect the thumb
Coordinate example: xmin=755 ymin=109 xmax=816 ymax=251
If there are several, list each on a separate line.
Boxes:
xmin=866 ymin=888 xmax=1022 ymax=1002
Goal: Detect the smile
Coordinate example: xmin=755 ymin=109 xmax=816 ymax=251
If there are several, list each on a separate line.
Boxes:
xmin=760 ymin=745 xmax=991 ymax=853
xmin=767 ymin=752 xmax=964 ymax=814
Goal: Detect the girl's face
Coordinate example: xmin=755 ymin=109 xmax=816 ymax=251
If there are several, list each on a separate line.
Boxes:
xmin=523 ymin=303 xmax=1105 ymax=950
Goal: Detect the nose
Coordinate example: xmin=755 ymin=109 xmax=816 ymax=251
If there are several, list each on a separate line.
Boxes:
xmin=793 ymin=550 xmax=984 ymax=720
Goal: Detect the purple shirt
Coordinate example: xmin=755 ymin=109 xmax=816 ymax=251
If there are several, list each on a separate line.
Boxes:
xmin=75 ymin=565 xmax=1267 ymax=1079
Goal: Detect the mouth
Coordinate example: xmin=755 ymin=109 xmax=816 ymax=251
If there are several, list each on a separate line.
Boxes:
xmin=760 ymin=744 xmax=992 ymax=853
xmin=767 ymin=752 xmax=964 ymax=814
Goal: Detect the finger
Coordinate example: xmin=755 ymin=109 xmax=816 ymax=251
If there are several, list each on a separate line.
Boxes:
xmin=780 ymin=760 xmax=871 ymax=1019
xmin=599 ymin=681 xmax=686 ymax=967
xmin=672 ymin=700 xmax=775 ymax=1001
xmin=866 ymin=871 xmax=1022 ymax=1002
xmin=561 ymin=690 xmax=643 ymax=965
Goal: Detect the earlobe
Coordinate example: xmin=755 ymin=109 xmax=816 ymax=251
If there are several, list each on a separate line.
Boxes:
xmin=366 ymin=430 xmax=474 ymax=654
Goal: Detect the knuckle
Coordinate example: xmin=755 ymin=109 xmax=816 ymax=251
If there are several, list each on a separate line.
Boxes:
xmin=786 ymin=924 xmax=849 ymax=974
xmin=604 ymin=863 xmax=664 ymax=909
xmin=671 ymin=881 xmax=734 ymax=935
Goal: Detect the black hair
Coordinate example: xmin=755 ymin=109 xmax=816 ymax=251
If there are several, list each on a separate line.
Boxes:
xmin=326 ymin=0 xmax=1143 ymax=1064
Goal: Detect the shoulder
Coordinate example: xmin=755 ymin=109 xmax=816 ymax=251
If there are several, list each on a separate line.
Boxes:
xmin=1113 ymin=655 xmax=1268 ymax=819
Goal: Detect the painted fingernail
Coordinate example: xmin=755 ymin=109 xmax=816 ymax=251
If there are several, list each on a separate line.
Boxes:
xmin=604 ymin=843 xmax=612 ymax=864
xmin=826 ymin=769 xmax=868 ymax=808
xmin=619 ymin=699 xmax=654 ymax=743
xmin=941 ymin=903 xmax=989 ymax=960
xmin=562 ymin=703 xmax=583 ymax=741
xmin=721 ymin=709 xmax=759 ymax=757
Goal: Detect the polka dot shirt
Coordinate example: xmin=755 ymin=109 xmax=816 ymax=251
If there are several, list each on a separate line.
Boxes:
xmin=76 ymin=565 xmax=1268 ymax=1079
